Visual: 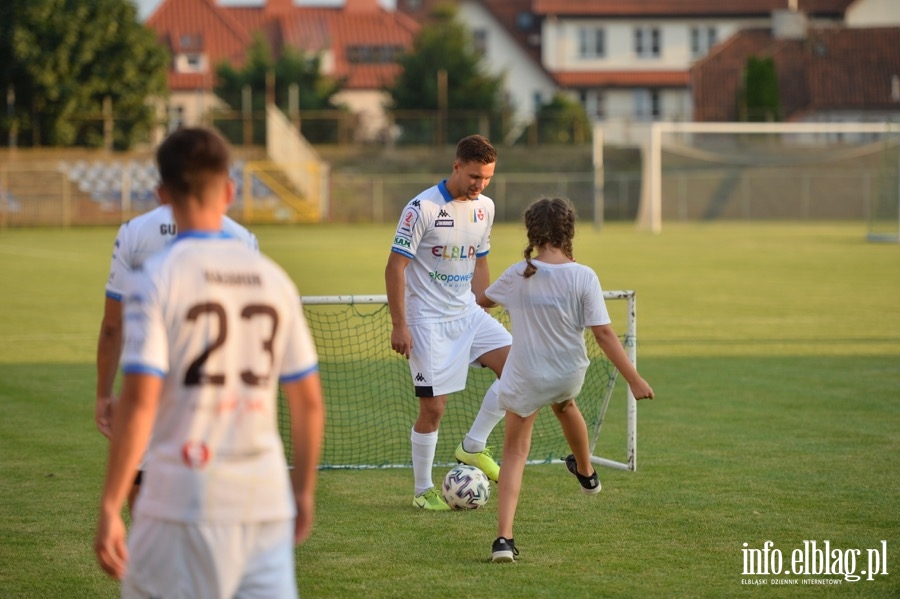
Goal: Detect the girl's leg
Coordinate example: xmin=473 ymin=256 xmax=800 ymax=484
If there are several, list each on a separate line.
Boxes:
xmin=551 ymin=400 xmax=595 ymax=477
xmin=497 ymin=409 xmax=538 ymax=540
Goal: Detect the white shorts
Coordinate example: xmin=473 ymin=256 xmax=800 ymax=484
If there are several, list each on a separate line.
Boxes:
xmin=499 ymin=367 xmax=587 ymax=418
xmin=122 ymin=517 xmax=297 ymax=599
xmin=408 ymin=308 xmax=511 ymax=397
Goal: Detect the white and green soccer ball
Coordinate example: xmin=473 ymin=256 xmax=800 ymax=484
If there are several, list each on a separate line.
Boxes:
xmin=442 ymin=464 xmax=491 ymax=510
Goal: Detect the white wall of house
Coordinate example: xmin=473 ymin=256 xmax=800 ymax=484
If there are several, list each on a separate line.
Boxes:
xmin=541 ymin=17 xmax=767 ymax=71
xmin=168 ymin=90 xmax=226 ymax=129
xmin=332 ymin=89 xmax=394 ymax=141
xmin=845 ymin=0 xmax=900 ymax=27
xmin=456 ymin=1 xmax=557 ymax=127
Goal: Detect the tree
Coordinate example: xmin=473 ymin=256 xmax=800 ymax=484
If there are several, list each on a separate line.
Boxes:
xmin=533 ymin=93 xmax=592 ymax=144
xmin=214 ymin=35 xmax=344 ymax=144
xmin=741 ymin=55 xmax=780 ymax=122
xmin=0 ymin=0 xmax=169 ymax=149
xmin=386 ymin=4 xmax=506 ymax=144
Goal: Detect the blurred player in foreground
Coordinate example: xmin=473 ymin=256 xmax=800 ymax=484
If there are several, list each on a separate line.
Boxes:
xmin=94 ymin=127 xmax=324 ymax=597
xmin=95 ymin=153 xmax=257 ymax=515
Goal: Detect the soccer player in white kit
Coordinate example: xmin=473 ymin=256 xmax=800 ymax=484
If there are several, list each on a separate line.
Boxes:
xmin=95 ymin=203 xmax=257 ymax=513
xmin=94 ymin=128 xmax=324 ymax=598
xmin=385 ymin=134 xmax=512 ymax=511
xmin=476 ymin=197 xmax=654 ymax=563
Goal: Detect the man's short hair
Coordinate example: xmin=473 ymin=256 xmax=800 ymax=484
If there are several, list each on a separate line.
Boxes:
xmin=455 ymin=134 xmax=497 ymax=165
xmin=156 ymin=128 xmax=230 ymax=203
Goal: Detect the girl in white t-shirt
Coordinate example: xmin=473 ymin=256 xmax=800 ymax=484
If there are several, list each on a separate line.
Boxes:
xmin=476 ymin=197 xmax=654 ymax=564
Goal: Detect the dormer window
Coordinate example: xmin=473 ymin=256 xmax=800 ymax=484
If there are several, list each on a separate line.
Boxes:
xmin=346 ymin=45 xmax=404 ymax=64
xmin=516 ymin=12 xmax=534 ymax=30
xmin=179 ymin=33 xmax=203 ymax=51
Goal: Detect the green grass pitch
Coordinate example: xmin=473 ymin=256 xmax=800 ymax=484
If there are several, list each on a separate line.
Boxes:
xmin=0 ymin=222 xmax=898 ymax=598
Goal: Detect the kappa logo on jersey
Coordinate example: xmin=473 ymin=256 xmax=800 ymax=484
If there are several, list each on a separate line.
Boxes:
xmin=415 ymin=373 xmax=426 ymax=382
xmin=181 ymin=441 xmax=210 ymax=468
xmin=432 ymin=245 xmax=477 ymax=260
xmin=435 ymin=210 xmax=455 ymax=228
xmin=472 ymin=208 xmax=485 ymax=222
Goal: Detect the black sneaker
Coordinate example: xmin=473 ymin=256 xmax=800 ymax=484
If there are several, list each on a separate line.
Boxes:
xmin=491 ymin=537 xmax=519 ymax=563
xmin=565 ymin=454 xmax=601 ymax=495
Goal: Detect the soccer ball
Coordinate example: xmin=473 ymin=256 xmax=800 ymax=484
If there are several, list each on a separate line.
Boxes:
xmin=442 ymin=464 xmax=491 ymax=510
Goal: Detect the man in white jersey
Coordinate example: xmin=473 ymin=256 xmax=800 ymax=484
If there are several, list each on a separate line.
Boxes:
xmin=385 ymin=134 xmax=511 ymax=511
xmin=96 ymin=191 xmax=258 ymax=514
xmin=94 ymin=128 xmax=324 ymax=598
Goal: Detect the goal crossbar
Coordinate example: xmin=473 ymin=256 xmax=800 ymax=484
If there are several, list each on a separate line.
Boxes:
xmin=645 ymin=121 xmax=900 ymax=233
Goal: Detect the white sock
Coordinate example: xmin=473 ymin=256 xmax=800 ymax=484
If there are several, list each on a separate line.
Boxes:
xmin=411 ymin=428 xmax=438 ymax=495
xmin=463 ymin=380 xmax=503 ymax=453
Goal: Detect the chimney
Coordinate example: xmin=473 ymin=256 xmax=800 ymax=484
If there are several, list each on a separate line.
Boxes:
xmin=772 ymin=7 xmax=808 ymax=40
xmin=265 ymin=0 xmax=293 ymax=17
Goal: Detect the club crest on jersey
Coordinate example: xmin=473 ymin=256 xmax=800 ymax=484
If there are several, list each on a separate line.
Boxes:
xmin=472 ymin=208 xmax=485 ymax=222
xmin=181 ymin=441 xmax=210 ymax=468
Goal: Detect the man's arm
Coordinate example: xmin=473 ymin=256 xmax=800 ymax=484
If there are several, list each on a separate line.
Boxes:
xmin=385 ymin=251 xmax=412 ymax=358
xmin=95 ymin=296 xmax=123 ymax=439
xmin=94 ymin=373 xmax=162 ymax=579
xmin=471 ymin=256 xmax=491 ymax=302
xmin=285 ymin=373 xmax=325 ymax=545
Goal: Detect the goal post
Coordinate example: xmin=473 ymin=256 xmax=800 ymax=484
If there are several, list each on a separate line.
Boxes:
xmin=640 ymin=121 xmax=900 ymax=235
xmin=280 ymin=292 xmax=639 ymax=472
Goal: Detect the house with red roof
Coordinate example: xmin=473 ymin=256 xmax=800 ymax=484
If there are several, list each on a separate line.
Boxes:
xmin=399 ymin=0 xmax=899 ymax=143
xmin=693 ymin=26 xmax=900 ymax=123
xmin=147 ymin=0 xmax=419 ymax=140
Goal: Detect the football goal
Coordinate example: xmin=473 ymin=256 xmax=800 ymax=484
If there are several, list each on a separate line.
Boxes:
xmin=279 ymin=293 xmax=639 ymax=471
xmin=637 ymin=121 xmax=900 ymax=238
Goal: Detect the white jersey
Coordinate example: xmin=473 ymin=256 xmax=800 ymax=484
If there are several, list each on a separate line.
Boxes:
xmin=120 ymin=231 xmax=318 ymax=523
xmin=105 ymin=205 xmax=258 ymax=301
xmin=390 ymin=180 xmax=494 ymax=324
xmin=485 ymin=260 xmax=611 ymax=416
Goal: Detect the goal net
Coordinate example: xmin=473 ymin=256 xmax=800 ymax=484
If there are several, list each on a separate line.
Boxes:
xmin=279 ymin=293 xmax=639 ymax=471
xmin=639 ymin=122 xmax=900 ymax=236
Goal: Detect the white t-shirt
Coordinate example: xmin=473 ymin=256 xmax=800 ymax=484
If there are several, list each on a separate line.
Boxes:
xmin=485 ymin=259 xmax=611 ymax=416
xmin=121 ymin=231 xmax=318 ymax=523
xmin=105 ymin=205 xmax=258 ymax=301
xmin=390 ymin=180 xmax=494 ymax=324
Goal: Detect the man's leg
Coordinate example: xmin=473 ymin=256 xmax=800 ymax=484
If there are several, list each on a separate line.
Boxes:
xmin=412 ymin=396 xmax=450 ymax=510
xmin=455 ymin=345 xmax=509 ymax=482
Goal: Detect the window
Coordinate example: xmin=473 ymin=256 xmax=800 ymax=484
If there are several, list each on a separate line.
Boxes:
xmin=473 ymin=29 xmax=488 ymax=57
xmin=594 ymin=91 xmax=606 ymax=119
xmin=578 ymin=28 xmax=605 ymax=59
xmin=346 ymin=45 xmax=404 ymax=64
xmin=179 ymin=33 xmax=203 ymax=51
xmin=634 ymin=89 xmax=661 ymax=120
xmin=634 ymin=26 xmax=661 ymax=58
xmin=516 ymin=11 xmax=534 ymax=30
xmin=690 ymin=26 xmax=718 ymax=57
xmin=178 ymin=53 xmax=206 ymax=73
